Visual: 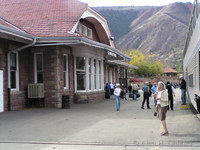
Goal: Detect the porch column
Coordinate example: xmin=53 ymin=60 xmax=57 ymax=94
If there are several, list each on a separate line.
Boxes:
xmin=43 ymin=47 xmax=62 ymax=108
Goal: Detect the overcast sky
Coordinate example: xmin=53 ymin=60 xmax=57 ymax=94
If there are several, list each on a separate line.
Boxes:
xmin=80 ymin=0 xmax=194 ymax=7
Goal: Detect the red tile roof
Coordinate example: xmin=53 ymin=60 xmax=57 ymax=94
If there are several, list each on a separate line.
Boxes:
xmin=0 ymin=0 xmax=88 ymax=37
xmin=0 ymin=18 xmax=24 ymax=31
xmin=164 ymin=68 xmax=178 ymax=74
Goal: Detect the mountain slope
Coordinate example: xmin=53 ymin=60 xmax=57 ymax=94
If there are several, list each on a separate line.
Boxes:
xmin=94 ymin=3 xmax=192 ymax=67
xmin=117 ymin=3 xmax=192 ymax=67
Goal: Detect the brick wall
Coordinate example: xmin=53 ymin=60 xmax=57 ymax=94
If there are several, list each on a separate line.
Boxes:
xmin=0 ymin=41 xmax=108 ymax=111
xmin=0 ymin=39 xmax=31 ymax=111
xmin=10 ymin=50 xmax=30 ymax=110
xmin=74 ymin=91 xmax=104 ymax=104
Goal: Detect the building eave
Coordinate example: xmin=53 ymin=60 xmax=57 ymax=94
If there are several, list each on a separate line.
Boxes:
xmin=107 ymin=60 xmax=138 ymax=69
xmin=0 ymin=25 xmax=35 ymax=43
xmin=36 ymin=36 xmax=130 ymax=60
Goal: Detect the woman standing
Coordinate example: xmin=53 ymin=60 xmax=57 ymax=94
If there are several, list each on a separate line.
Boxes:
xmin=114 ymin=83 xmax=122 ymax=111
xmin=156 ymin=81 xmax=169 ymax=136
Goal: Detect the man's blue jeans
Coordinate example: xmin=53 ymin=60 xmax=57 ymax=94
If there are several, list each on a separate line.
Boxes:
xmin=116 ymin=96 xmax=120 ymax=110
xmin=153 ymin=96 xmax=157 ymax=105
xmin=132 ymin=90 xmax=137 ymax=100
xmin=181 ymin=89 xmax=186 ymax=105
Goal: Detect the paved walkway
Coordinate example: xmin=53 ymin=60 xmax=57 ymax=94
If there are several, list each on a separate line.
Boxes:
xmin=0 ymin=89 xmax=200 ymax=150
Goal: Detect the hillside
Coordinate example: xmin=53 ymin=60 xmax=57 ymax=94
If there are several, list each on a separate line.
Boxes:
xmin=94 ymin=3 xmax=192 ymax=67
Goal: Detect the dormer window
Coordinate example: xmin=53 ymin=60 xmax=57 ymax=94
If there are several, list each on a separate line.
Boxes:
xmin=76 ymin=23 xmax=93 ymax=39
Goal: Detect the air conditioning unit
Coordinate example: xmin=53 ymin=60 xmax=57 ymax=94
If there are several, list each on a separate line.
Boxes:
xmin=28 ymin=83 xmax=44 ymax=98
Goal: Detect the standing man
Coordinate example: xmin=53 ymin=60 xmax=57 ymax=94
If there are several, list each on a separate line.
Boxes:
xmin=132 ymin=81 xmax=139 ymax=100
xmin=151 ymin=82 xmax=158 ymax=107
xmin=179 ymin=76 xmax=187 ymax=105
xmin=109 ymin=82 xmax=114 ymax=95
xmin=141 ymin=82 xmax=151 ymax=109
xmin=104 ymin=83 xmax=111 ymax=99
xmin=114 ymin=83 xmax=122 ymax=111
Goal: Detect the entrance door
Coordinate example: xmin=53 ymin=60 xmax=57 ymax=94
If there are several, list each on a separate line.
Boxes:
xmin=0 ymin=70 xmax=3 ymax=112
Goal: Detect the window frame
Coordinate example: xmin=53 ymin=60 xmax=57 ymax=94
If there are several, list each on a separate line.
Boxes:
xmin=8 ymin=52 xmax=19 ymax=91
xmin=75 ymin=56 xmax=86 ymax=92
xmin=64 ymin=54 xmax=69 ymax=89
xmin=34 ymin=53 xmax=43 ymax=83
xmin=76 ymin=23 xmax=93 ymax=39
xmin=75 ymin=55 xmax=104 ymax=92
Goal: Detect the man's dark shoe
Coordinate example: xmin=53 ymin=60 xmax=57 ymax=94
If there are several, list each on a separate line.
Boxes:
xmin=141 ymin=107 xmax=144 ymax=109
xmin=147 ymin=107 xmax=151 ymax=109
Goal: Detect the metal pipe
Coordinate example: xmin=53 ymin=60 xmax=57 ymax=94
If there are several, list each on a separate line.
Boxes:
xmin=11 ymin=37 xmax=37 ymax=52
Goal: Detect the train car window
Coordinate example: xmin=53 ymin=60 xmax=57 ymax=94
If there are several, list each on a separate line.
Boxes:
xmin=189 ymin=74 xmax=193 ymax=88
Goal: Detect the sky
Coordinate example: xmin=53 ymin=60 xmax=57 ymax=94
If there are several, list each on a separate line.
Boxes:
xmin=80 ymin=0 xmax=194 ymax=7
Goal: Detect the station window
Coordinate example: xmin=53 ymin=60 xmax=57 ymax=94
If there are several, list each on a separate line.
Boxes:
xmin=64 ymin=55 xmax=69 ymax=89
xmin=8 ymin=52 xmax=19 ymax=90
xmin=76 ymin=23 xmax=93 ymax=39
xmin=34 ymin=53 xmax=43 ymax=83
xmin=76 ymin=56 xmax=86 ymax=91
xmin=75 ymin=56 xmax=103 ymax=92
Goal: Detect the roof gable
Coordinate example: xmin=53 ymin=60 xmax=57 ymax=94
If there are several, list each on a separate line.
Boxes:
xmin=0 ymin=0 xmax=88 ymax=37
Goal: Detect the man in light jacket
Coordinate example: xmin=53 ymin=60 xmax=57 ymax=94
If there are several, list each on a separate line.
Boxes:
xmin=114 ymin=83 xmax=122 ymax=111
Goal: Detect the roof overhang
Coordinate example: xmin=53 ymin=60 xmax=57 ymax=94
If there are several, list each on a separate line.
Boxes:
xmin=0 ymin=25 xmax=35 ymax=43
xmin=107 ymin=60 xmax=138 ymax=69
xmin=36 ymin=36 xmax=130 ymax=61
xmin=0 ymin=25 xmax=130 ymax=61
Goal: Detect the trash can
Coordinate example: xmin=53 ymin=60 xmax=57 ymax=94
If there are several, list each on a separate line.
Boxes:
xmin=62 ymin=95 xmax=70 ymax=109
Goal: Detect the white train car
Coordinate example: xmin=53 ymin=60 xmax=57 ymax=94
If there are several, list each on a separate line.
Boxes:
xmin=184 ymin=0 xmax=200 ymax=113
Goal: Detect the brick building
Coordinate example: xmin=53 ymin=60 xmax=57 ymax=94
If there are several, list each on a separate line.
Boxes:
xmin=163 ymin=68 xmax=179 ymax=77
xmin=0 ymin=0 xmax=130 ymax=111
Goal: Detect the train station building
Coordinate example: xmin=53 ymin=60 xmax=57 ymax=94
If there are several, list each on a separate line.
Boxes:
xmin=0 ymin=0 xmax=136 ymax=111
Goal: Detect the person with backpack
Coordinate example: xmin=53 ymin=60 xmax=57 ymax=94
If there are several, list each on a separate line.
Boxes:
xmin=132 ymin=81 xmax=139 ymax=100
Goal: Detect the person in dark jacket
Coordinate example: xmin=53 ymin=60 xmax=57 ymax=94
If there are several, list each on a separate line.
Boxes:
xmin=104 ymin=83 xmax=111 ymax=99
xmin=141 ymin=82 xmax=151 ymax=109
xmin=166 ymin=81 xmax=175 ymax=110
xmin=179 ymin=76 xmax=186 ymax=105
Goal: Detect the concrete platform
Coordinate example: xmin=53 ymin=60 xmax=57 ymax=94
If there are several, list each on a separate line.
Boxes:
xmin=0 ymin=89 xmax=199 ymax=150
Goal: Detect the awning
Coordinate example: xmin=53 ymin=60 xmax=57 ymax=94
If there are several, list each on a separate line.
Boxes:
xmin=107 ymin=60 xmax=138 ymax=69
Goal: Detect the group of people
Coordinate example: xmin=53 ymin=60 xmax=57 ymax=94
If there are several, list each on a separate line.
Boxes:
xmin=140 ymin=77 xmax=187 ymax=136
xmin=105 ymin=76 xmax=187 ymax=136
